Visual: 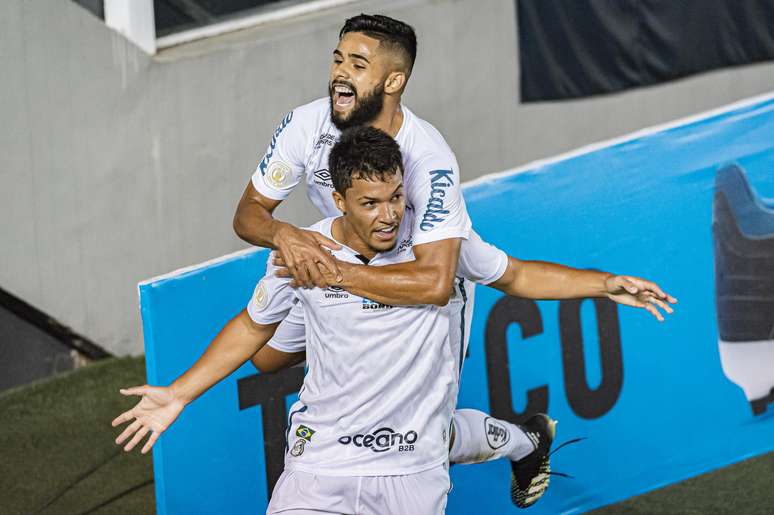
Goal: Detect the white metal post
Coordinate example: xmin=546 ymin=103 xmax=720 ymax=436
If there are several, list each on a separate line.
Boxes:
xmin=104 ymin=0 xmax=156 ymax=55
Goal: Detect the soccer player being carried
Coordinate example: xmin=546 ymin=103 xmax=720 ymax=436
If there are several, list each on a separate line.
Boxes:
xmin=230 ymin=13 xmax=677 ymax=508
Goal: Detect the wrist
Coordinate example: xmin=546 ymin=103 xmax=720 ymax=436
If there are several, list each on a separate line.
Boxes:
xmin=600 ymin=272 xmax=615 ymax=296
xmin=169 ymin=381 xmax=194 ymax=407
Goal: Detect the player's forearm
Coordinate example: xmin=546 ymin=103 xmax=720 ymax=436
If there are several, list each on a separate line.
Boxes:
xmin=501 ymin=258 xmax=612 ymax=299
xmin=233 ymin=199 xmax=287 ymax=249
xmin=338 ymin=260 xmax=454 ymax=306
xmin=171 ymin=311 xmax=276 ymax=405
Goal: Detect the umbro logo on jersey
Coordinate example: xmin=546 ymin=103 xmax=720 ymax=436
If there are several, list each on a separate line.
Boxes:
xmin=420 ymin=169 xmax=454 ymax=231
xmin=484 ymin=418 xmax=511 ymax=450
xmin=338 ymin=428 xmax=418 ymax=453
xmin=324 ymin=285 xmax=349 ymax=299
xmin=362 ymin=298 xmax=393 ymax=310
xmin=314 ymin=168 xmax=333 ymax=188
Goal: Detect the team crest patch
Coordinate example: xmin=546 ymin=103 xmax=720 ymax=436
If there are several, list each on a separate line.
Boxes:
xmin=296 ymin=425 xmax=316 ymax=442
xmin=290 ymin=438 xmax=306 ymax=457
xmin=253 ymin=281 xmax=268 ymax=309
xmin=267 ymin=161 xmax=292 ymax=189
xmin=484 ymin=417 xmax=511 ymax=450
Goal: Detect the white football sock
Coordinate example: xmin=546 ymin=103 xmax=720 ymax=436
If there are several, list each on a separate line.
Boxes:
xmin=449 ymin=409 xmax=535 ymax=464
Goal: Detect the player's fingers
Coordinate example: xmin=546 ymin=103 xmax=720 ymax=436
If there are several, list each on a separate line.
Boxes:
xmin=645 ymin=303 xmax=664 ymax=322
xmin=124 ymin=426 xmax=150 ymax=452
xmin=119 ymin=385 xmax=148 ymax=397
xmin=275 ymin=267 xmax=292 ymax=278
xmin=115 ymin=419 xmax=142 ymax=445
xmin=619 ymin=277 xmax=639 ymax=295
xmin=295 ymin=261 xmax=314 ymax=288
xmin=141 ymin=431 xmax=160 ymax=454
xmin=648 ymin=296 xmax=673 ymax=314
xmin=272 ymin=254 xmax=287 ymax=268
xmin=312 ymin=248 xmax=342 ymax=282
xmin=308 ymin=262 xmax=329 ymax=289
xmin=111 ymin=410 xmax=135 ymax=427
xmin=313 ymin=232 xmax=342 ymax=250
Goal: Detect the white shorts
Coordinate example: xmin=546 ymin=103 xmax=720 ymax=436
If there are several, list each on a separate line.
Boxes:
xmin=266 ymin=464 xmax=451 ymax=515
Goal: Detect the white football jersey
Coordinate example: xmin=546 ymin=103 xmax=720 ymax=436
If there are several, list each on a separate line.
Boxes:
xmin=251 ymin=97 xmax=508 ymax=356
xmin=248 ymin=217 xmax=463 ymax=476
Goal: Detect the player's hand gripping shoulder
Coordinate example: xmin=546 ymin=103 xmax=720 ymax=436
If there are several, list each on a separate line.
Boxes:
xmin=604 ymin=275 xmax=677 ymax=322
xmin=111 ymin=384 xmax=185 ymax=454
xmin=274 ymin=223 xmax=343 ymax=289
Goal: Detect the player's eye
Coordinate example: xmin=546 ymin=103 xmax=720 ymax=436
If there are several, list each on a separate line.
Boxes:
xmin=363 ymin=201 xmax=375 ymax=208
xmin=391 ymin=194 xmax=403 ymax=202
xmin=354 ymin=64 xmax=366 ymax=70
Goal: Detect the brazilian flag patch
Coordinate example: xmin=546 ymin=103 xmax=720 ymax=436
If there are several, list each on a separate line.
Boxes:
xmin=296 ymin=425 xmax=316 ymax=442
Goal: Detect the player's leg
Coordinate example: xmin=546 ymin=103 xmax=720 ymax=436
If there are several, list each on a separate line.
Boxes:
xmin=448 ymin=408 xmax=535 ymax=464
xmin=453 ymin=233 xmax=557 ymax=508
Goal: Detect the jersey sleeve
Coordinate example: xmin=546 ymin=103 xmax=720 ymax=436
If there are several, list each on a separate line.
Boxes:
xmin=457 ymin=229 xmax=509 ymax=285
xmin=405 ymin=154 xmax=471 ymax=246
xmin=246 ymin=251 xmax=297 ymax=324
xmin=267 ymin=302 xmax=307 ymax=353
xmin=251 ymin=110 xmax=307 ymax=201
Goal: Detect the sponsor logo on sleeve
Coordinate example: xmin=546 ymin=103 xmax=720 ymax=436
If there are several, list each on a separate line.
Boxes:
xmin=253 ymin=281 xmax=268 ymax=309
xmin=338 ymin=428 xmax=418 ymax=453
xmin=420 ymin=169 xmax=454 ymax=231
xmin=258 ymin=111 xmax=294 ymax=176
xmin=484 ymin=417 xmax=511 ymax=450
xmin=267 ymin=161 xmax=293 ymax=189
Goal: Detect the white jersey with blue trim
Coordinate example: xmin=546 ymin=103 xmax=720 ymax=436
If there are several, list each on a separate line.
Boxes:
xmin=252 ymin=97 xmax=471 ymax=245
xmin=251 ymin=97 xmax=508 ymax=356
xmin=247 ymin=217 xmax=462 ymax=476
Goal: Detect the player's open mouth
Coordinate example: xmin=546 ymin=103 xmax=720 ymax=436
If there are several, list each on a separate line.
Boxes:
xmin=373 ymin=225 xmax=397 ymax=241
xmin=332 ymin=83 xmax=356 ymax=110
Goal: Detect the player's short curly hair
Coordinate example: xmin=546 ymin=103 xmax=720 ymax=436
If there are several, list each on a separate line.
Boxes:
xmin=329 ymin=126 xmax=404 ymax=195
xmin=339 ymin=14 xmax=417 ymax=75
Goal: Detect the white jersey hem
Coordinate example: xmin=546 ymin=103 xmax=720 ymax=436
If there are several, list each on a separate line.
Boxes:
xmin=285 ymin=455 xmax=449 ymax=478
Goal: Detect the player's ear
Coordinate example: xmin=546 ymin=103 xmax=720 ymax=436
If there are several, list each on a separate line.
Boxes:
xmin=384 ymin=71 xmax=406 ymax=95
xmin=332 ymin=190 xmax=346 ymax=214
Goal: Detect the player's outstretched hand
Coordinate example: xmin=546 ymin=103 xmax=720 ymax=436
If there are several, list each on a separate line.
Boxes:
xmin=111 ymin=385 xmax=185 ymax=454
xmin=274 ymin=224 xmax=342 ymax=289
xmin=604 ymin=275 xmax=677 ymax=322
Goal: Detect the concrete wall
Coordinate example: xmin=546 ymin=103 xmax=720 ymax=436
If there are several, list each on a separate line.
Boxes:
xmin=2 ymin=0 xmax=774 ymax=355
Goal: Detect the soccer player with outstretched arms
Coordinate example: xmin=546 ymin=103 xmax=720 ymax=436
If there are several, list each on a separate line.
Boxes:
xmin=229 ymin=14 xmax=676 ymax=508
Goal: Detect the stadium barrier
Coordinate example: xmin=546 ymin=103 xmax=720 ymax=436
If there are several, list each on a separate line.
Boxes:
xmin=139 ymin=93 xmax=774 ymax=514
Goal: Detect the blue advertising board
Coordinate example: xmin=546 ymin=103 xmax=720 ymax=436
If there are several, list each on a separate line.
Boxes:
xmin=139 ymin=95 xmax=774 ymax=514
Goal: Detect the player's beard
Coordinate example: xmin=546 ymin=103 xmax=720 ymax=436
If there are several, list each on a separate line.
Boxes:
xmin=329 ymin=82 xmax=385 ymax=130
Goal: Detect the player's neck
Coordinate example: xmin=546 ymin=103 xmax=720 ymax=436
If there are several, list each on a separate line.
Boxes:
xmin=369 ymin=99 xmax=403 ymax=138
xmin=332 ymin=217 xmax=377 ymax=261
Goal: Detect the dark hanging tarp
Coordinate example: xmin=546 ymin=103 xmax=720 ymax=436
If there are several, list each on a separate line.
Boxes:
xmin=517 ymin=0 xmax=774 ymax=102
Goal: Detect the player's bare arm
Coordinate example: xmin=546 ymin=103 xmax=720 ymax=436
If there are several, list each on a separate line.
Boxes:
xmin=234 ymin=183 xmax=342 ymax=288
xmin=491 ymin=257 xmax=677 ymax=321
xmin=251 ymin=345 xmax=305 ymax=373
xmin=112 ymin=311 xmax=279 ymax=454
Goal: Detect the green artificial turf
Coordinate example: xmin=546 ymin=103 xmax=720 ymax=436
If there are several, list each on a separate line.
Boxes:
xmin=590 ymin=451 xmax=774 ymax=514
xmin=1 ymin=357 xmax=772 ymax=514
xmin=0 ymin=357 xmax=154 ymax=515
